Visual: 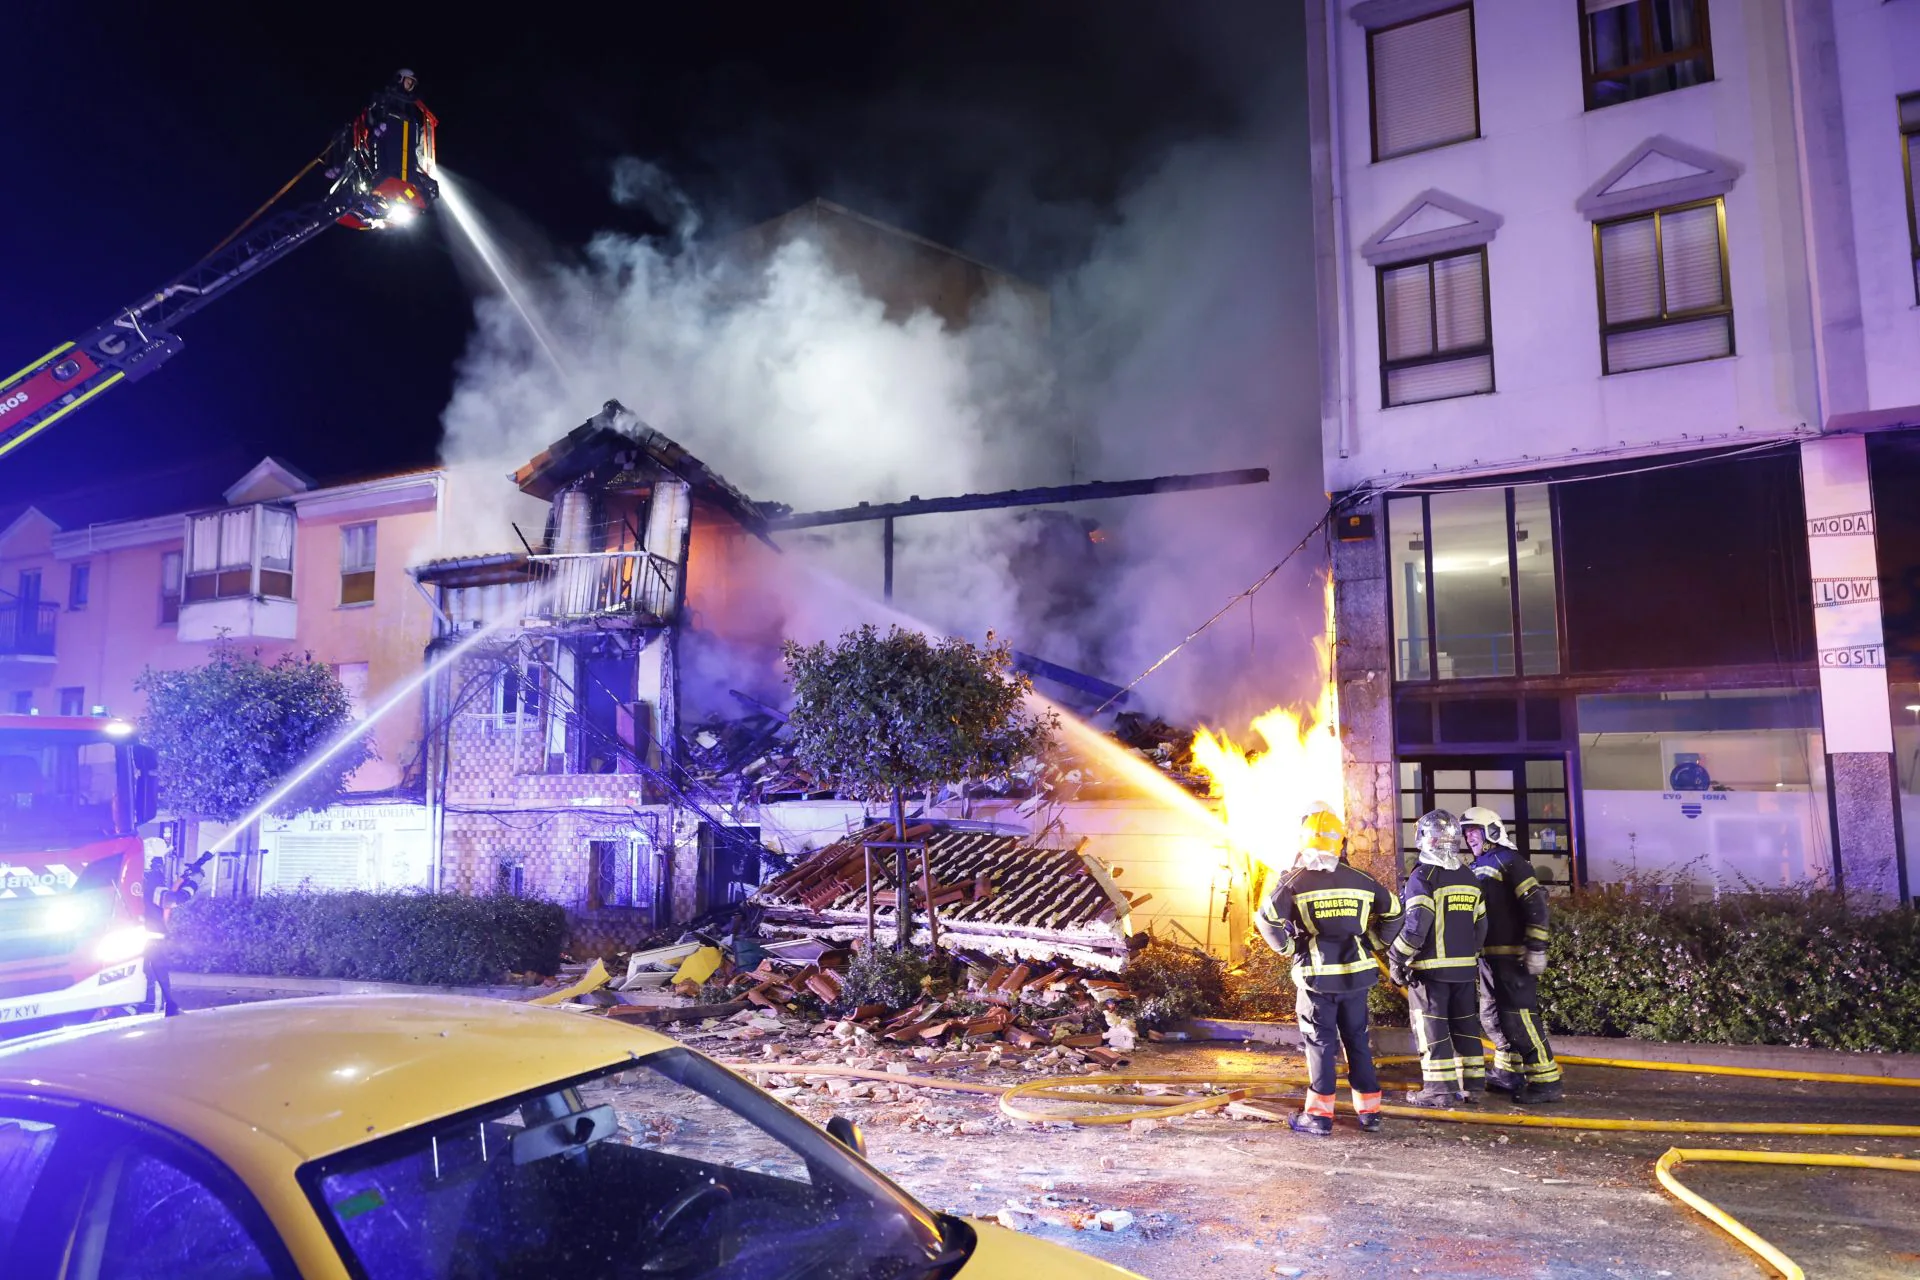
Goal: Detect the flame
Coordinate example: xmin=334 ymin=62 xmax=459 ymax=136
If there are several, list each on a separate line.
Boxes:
xmin=1190 ymin=576 xmax=1344 ymax=874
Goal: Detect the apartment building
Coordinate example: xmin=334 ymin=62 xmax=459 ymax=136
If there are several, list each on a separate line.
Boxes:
xmin=0 ymin=459 xmax=443 ymax=891
xmin=1305 ymin=0 xmax=1920 ymax=900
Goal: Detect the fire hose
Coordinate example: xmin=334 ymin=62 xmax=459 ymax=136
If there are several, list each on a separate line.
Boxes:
xmin=733 ymin=1054 xmax=1920 ymax=1279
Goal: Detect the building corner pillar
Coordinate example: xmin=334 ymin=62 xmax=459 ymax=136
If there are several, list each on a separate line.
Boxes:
xmin=1800 ymin=436 xmax=1903 ymax=904
xmin=1331 ymin=499 xmax=1399 ymax=887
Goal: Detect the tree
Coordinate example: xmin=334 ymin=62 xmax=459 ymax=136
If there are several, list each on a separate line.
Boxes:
xmin=783 ymin=626 xmax=1055 ymax=950
xmin=136 ymin=645 xmax=373 ymax=823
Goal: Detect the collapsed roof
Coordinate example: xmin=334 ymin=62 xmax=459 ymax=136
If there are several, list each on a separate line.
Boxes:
xmin=752 ymin=824 xmax=1139 ymax=971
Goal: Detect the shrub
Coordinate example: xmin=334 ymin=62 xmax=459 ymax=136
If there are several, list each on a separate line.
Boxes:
xmin=1542 ymin=890 xmax=1920 ymax=1053
xmin=169 ymin=890 xmax=566 ymax=987
xmin=1125 ymin=940 xmax=1228 ymax=1028
xmin=836 ymin=946 xmax=935 ymax=1010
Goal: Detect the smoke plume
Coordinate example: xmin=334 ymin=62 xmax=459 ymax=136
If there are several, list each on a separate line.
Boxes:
xmin=435 ymin=78 xmax=1325 ymax=728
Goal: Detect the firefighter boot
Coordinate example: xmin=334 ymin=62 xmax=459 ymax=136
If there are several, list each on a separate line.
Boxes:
xmin=1516 ymin=1080 xmax=1564 ymax=1104
xmin=1288 ymin=1111 xmax=1333 ymax=1137
xmin=1403 ymin=1086 xmax=1465 ymax=1109
xmin=1485 ymin=1068 xmax=1524 ymax=1096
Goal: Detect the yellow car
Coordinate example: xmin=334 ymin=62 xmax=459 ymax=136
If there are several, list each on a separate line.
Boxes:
xmin=0 ymin=994 xmax=1143 ymax=1280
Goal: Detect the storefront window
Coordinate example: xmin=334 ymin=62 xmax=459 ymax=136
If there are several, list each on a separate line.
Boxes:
xmin=1577 ymin=689 xmax=1832 ymax=891
xmin=1513 ymin=487 xmax=1559 ymax=676
xmin=1388 ymin=485 xmax=1559 ymax=682
xmin=1429 ymin=488 xmax=1515 ymax=678
xmin=1388 ymin=497 xmax=1430 ymax=681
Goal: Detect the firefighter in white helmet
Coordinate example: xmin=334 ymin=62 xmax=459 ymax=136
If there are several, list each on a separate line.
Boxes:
xmin=1254 ymin=803 xmax=1401 ymax=1135
xmin=1389 ymin=809 xmax=1487 ymax=1107
xmin=1462 ymin=806 xmax=1564 ymax=1103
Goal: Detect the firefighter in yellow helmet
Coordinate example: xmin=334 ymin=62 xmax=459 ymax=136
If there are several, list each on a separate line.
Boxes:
xmin=1254 ymin=803 xmax=1401 ymax=1135
xmin=1462 ymin=806 xmax=1564 ymax=1103
xmin=1389 ymin=809 xmax=1488 ymax=1106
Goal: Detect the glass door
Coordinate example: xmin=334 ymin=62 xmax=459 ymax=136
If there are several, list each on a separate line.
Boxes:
xmin=1399 ymin=754 xmax=1574 ymax=892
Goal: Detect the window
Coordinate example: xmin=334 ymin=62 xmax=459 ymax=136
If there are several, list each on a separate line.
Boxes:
xmin=1903 ymin=93 xmax=1920 ymax=305
xmin=1368 ymin=4 xmax=1478 ymax=161
xmin=184 ymin=505 xmax=296 ymax=602
xmin=0 ymin=1114 xmax=62 ymax=1258
xmin=159 ymin=551 xmax=182 ymax=624
xmin=58 ymin=687 xmax=84 ymax=717
xmin=1379 ymin=249 xmax=1493 ymax=406
xmin=68 ymin=562 xmax=90 ymax=610
xmin=1389 ymin=485 xmax=1560 ymax=682
xmin=1581 ymin=0 xmax=1712 ymax=111
xmin=497 ymin=861 xmax=525 ymax=896
xmin=10 ymin=692 xmax=30 ymax=714
xmin=1594 ymin=199 xmax=1731 ymax=374
xmin=340 ymin=522 xmax=377 ymax=605
xmin=493 ymin=661 xmax=544 ymax=725
xmin=333 ymin=662 xmax=369 ymax=721
xmin=90 ymin=1143 xmax=292 ymax=1278
xmin=1578 ymin=689 xmax=1831 ymax=891
xmin=590 ymin=838 xmax=640 ymax=908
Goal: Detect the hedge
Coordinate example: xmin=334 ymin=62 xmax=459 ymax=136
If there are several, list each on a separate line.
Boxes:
xmin=169 ymin=891 xmax=567 ymax=988
xmin=1541 ymin=890 xmax=1920 ymax=1053
xmin=1208 ymin=889 xmax=1920 ymax=1051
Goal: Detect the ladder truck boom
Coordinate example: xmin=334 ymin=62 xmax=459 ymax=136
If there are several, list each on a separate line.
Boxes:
xmin=0 ymin=71 xmax=440 ymax=463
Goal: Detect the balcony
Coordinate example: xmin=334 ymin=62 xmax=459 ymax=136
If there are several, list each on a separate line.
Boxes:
xmin=176 ymin=503 xmax=299 ymax=642
xmin=531 ymin=550 xmax=679 ymax=626
xmin=0 ymin=602 xmax=56 ymax=661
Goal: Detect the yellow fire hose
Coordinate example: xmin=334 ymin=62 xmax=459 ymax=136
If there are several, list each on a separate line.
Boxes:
xmin=735 ymin=1053 xmax=1920 ymax=1277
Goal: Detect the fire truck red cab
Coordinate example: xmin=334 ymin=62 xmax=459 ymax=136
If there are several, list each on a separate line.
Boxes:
xmin=0 ymin=715 xmax=161 ymax=1032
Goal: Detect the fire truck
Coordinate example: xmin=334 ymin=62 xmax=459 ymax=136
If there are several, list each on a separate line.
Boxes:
xmin=0 ymin=71 xmax=440 ymax=462
xmin=0 ymin=715 xmax=162 ymax=1028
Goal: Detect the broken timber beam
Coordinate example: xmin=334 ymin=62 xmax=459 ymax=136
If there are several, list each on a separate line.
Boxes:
xmin=770 ymin=468 xmax=1271 ymax=529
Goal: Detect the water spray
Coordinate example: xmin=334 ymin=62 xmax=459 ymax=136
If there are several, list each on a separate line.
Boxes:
xmin=435 ymin=170 xmax=573 ymax=389
xmin=211 ymin=581 xmax=555 ymax=852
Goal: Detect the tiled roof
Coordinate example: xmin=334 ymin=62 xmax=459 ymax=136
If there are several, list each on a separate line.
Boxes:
xmin=752 ymin=824 xmax=1134 ymax=967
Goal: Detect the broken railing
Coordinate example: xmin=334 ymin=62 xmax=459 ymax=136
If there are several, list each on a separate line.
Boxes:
xmin=527 ymin=549 xmax=679 ymax=622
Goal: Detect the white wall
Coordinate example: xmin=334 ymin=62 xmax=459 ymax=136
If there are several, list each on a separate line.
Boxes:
xmin=1830 ymin=0 xmax=1920 ymax=415
xmin=1321 ymin=0 xmax=1823 ymax=492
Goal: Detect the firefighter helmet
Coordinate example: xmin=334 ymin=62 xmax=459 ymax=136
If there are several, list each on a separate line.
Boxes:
xmin=1415 ymin=809 xmax=1463 ymax=869
xmin=1298 ymin=803 xmax=1345 ymax=871
xmin=1459 ymin=805 xmax=1515 ymax=851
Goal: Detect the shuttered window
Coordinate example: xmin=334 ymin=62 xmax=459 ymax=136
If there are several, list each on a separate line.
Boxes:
xmin=1380 ymin=248 xmax=1494 ymax=406
xmin=340 ymin=522 xmax=377 ymax=605
xmin=1903 ymin=93 xmax=1920 ymax=305
xmin=1581 ymin=0 xmax=1713 ymax=111
xmin=1369 ymin=5 xmax=1479 ymax=161
xmin=1594 ymin=199 xmax=1731 ymax=374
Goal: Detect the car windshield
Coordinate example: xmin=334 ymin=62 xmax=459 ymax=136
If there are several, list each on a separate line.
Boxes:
xmin=300 ymin=1048 xmax=958 ymax=1280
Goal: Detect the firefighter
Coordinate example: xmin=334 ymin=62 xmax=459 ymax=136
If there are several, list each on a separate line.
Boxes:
xmin=1389 ymin=810 xmax=1487 ymax=1107
xmin=1254 ymin=804 xmax=1402 ymax=1136
xmin=1462 ymin=807 xmax=1564 ymax=1103
xmin=140 ymin=853 xmax=207 ymax=1016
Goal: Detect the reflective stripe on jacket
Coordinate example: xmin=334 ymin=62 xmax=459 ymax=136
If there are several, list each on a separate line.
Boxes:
xmin=1256 ymin=863 xmax=1402 ymax=994
xmin=1471 ymin=845 xmax=1550 ymax=957
xmin=1391 ymin=863 xmax=1486 ymax=979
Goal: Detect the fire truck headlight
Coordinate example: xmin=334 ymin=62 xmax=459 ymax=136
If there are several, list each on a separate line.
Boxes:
xmin=383 ymin=203 xmax=417 ymax=228
xmin=94 ymin=926 xmax=151 ymax=965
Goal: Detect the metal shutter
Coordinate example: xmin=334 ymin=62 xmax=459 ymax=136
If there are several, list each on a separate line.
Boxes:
xmin=1660 ymin=204 xmax=1724 ymax=311
xmin=1606 ymin=316 xmax=1730 ymax=372
xmin=1599 ymin=217 xmax=1660 ymax=323
xmin=1372 ymin=7 xmax=1478 ymax=160
xmin=1382 ymin=263 xmax=1434 ymax=360
xmin=1389 ymin=354 xmax=1494 ymax=405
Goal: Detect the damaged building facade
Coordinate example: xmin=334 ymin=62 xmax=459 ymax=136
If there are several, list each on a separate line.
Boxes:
xmin=1306 ymin=0 xmax=1920 ymax=901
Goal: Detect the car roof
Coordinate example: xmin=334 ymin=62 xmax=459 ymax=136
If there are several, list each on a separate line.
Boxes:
xmin=0 ymin=995 xmax=678 ymax=1163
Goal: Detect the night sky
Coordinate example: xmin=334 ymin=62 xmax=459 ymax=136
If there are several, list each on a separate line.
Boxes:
xmin=0 ymin=1 xmax=1292 ymax=521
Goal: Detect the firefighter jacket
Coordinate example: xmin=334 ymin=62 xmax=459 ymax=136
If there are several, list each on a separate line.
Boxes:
xmin=1472 ymin=845 xmax=1551 ymax=959
xmin=1255 ymin=863 xmax=1402 ymax=994
xmin=1390 ymin=863 xmax=1486 ymax=981
xmin=139 ymin=865 xmax=199 ymax=937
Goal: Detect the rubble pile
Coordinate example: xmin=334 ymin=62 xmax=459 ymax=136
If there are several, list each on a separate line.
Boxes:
xmin=680 ymin=710 xmax=831 ymax=803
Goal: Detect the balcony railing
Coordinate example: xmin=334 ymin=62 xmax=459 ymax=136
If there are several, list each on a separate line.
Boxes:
xmin=0 ymin=602 xmax=56 ymax=658
xmin=529 ymin=551 xmax=679 ymax=624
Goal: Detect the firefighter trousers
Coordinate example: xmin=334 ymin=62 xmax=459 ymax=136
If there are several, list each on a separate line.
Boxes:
xmin=1408 ymin=977 xmax=1483 ymax=1089
xmin=1478 ymin=957 xmax=1562 ymax=1085
xmin=1295 ymin=986 xmax=1381 ymax=1119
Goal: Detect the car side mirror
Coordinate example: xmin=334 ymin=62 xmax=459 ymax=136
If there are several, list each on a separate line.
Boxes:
xmin=826 ymin=1115 xmax=866 ymax=1158
xmin=131 ymin=745 xmax=160 ymax=826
